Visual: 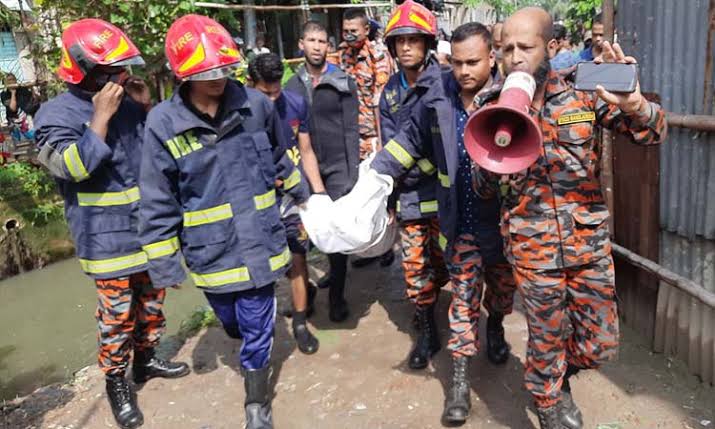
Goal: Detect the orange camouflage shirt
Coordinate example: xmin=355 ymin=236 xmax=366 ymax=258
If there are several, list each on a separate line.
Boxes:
xmin=478 ymin=71 xmax=667 ymax=270
xmin=332 ymin=40 xmax=392 ymax=159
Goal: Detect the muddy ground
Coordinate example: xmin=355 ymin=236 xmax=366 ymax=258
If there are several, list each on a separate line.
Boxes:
xmin=2 ymin=257 xmax=714 ymax=429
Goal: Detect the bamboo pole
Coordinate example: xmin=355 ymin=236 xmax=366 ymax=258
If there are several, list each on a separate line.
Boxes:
xmin=612 ymin=243 xmax=715 ymax=308
xmin=194 ymin=2 xmax=392 ymax=11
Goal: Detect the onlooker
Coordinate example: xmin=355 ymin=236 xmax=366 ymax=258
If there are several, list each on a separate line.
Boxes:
xmin=549 ymin=24 xmax=580 ymax=71
xmin=436 ymin=40 xmax=451 ymax=68
xmin=1 ymin=73 xmax=39 ymax=124
xmin=579 ymin=15 xmax=605 ymax=61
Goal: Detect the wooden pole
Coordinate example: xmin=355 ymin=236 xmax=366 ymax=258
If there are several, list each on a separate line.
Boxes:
xmin=601 ymin=0 xmax=616 ymax=231
xmin=612 ymin=243 xmax=715 ymax=308
xmin=194 ymin=2 xmax=392 ymax=11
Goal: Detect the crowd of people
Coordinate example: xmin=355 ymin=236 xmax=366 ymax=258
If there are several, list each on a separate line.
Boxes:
xmin=33 ymin=1 xmax=666 ymax=429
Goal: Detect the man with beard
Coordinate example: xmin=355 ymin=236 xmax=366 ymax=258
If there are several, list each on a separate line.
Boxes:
xmin=367 ymin=22 xmax=516 ymax=425
xmin=285 ymin=21 xmax=360 ymax=323
xmin=478 ymin=7 xmax=667 ymax=429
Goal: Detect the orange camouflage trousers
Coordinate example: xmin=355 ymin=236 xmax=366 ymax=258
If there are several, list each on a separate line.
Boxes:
xmin=513 ymin=256 xmax=619 ymax=408
xmin=399 ymin=218 xmax=449 ymax=306
xmin=447 ymin=233 xmax=517 ymax=357
xmin=95 ymin=272 xmax=166 ymax=375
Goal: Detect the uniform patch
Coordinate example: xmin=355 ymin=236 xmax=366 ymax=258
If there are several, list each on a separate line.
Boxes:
xmin=557 ymin=111 xmax=596 ymax=125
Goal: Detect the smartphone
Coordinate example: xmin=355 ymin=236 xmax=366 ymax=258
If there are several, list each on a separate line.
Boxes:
xmin=574 ymin=62 xmax=639 ymax=93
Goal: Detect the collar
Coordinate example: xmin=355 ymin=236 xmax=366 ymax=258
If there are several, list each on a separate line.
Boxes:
xmin=543 ymin=70 xmax=570 ymax=101
xmin=399 ymin=70 xmax=409 ymax=90
xmin=170 ymin=79 xmax=250 ymax=135
xmin=67 ymin=84 xmax=96 ymax=102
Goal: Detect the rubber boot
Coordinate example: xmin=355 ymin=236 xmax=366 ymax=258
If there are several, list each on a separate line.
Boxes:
xmin=132 ymin=348 xmax=191 ymax=384
xmin=292 ymin=311 xmax=319 ymax=355
xmin=560 ymin=365 xmax=583 ymax=429
xmin=243 ymin=366 xmax=273 ymax=429
xmin=350 ymin=255 xmax=379 ymax=268
xmin=106 ymin=374 xmax=143 ymax=429
xmin=536 ymin=405 xmax=564 ymax=429
xmin=486 ymin=312 xmax=510 ymax=365
xmin=408 ymin=304 xmax=440 ymax=369
xmin=442 ymin=356 xmax=471 ymax=425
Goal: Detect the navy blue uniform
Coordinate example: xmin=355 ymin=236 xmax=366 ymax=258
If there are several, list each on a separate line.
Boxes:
xmin=139 ymin=80 xmax=310 ymax=369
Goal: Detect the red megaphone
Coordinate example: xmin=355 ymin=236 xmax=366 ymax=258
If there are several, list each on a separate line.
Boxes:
xmin=464 ymin=71 xmax=543 ymax=174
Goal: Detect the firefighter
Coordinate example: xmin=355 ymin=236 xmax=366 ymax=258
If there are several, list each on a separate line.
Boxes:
xmin=369 ymin=21 xmax=517 ymax=425
xmin=379 ymin=0 xmax=449 ymax=370
xmin=479 ymin=8 xmax=667 ymax=428
xmin=138 ymin=15 xmax=310 ymax=429
xmin=33 ymin=19 xmax=190 ymax=429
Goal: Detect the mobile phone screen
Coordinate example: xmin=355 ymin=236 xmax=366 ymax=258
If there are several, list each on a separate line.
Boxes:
xmin=574 ymin=62 xmax=639 ymax=93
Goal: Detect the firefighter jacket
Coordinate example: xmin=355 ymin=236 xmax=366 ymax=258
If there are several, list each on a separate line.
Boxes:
xmin=379 ymin=57 xmax=441 ymax=222
xmin=138 ymin=80 xmax=310 ymax=293
xmin=34 ymin=85 xmax=148 ymax=279
xmin=371 ymin=70 xmax=502 ymax=257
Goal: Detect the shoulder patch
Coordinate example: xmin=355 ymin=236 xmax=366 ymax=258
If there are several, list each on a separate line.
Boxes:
xmin=557 ymin=111 xmax=596 ymax=126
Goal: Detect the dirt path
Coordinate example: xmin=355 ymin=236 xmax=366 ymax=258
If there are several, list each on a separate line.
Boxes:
xmin=3 ymin=258 xmax=714 ymax=429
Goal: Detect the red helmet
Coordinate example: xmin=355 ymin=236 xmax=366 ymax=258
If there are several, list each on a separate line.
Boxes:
xmin=165 ymin=14 xmax=242 ymax=81
xmin=385 ymin=0 xmax=438 ymax=57
xmin=58 ymin=19 xmax=144 ymax=84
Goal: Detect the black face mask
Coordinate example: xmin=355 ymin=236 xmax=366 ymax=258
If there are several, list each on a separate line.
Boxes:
xmin=93 ymin=72 xmax=123 ymax=90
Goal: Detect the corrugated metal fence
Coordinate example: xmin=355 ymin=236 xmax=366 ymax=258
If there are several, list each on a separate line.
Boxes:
xmin=616 ymin=0 xmax=715 ymax=384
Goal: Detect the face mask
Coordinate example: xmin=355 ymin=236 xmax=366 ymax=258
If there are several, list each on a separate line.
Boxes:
xmin=344 ymin=33 xmax=364 ymax=47
xmin=93 ymin=70 xmax=125 ymax=90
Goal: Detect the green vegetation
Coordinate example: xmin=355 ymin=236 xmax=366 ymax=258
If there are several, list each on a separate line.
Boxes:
xmin=177 ymin=306 xmax=220 ymax=339
xmin=0 ymin=162 xmax=73 ymax=264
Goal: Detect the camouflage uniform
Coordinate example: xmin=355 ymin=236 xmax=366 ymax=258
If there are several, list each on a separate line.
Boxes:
xmin=479 ymin=71 xmax=667 ymax=407
xmin=400 ymin=218 xmax=449 ymax=306
xmin=95 ymin=272 xmax=166 ymax=375
xmin=333 ymin=40 xmax=392 ymax=160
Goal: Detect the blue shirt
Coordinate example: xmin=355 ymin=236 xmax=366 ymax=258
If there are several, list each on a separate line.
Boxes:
xmin=550 ymin=50 xmax=580 ymax=71
xmin=454 ymin=100 xmax=479 ymax=235
xmin=274 ymin=89 xmax=310 ymax=151
xmin=579 ymin=46 xmax=594 ymax=61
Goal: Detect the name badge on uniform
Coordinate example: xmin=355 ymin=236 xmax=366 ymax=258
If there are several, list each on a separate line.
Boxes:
xmin=557 ymin=111 xmax=596 ymax=126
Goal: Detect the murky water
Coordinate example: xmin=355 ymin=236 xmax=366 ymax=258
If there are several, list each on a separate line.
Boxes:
xmin=0 ymin=259 xmax=204 ymax=400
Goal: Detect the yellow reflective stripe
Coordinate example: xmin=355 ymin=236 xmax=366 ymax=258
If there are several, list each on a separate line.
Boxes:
xmin=438 ymin=233 xmax=447 ymax=251
xmin=269 ymin=247 xmax=291 ymax=271
xmin=438 ymin=171 xmax=450 ymax=188
xmin=166 ymin=139 xmax=181 ymax=159
xmin=283 ymin=169 xmax=301 ymax=190
xmin=77 ymin=187 xmax=140 ymax=207
xmin=254 ymin=189 xmax=276 ymax=210
xmin=384 ymin=140 xmax=415 ymax=169
xmin=419 ymin=200 xmax=438 ymax=214
xmin=191 ymin=267 xmax=250 ymax=287
xmin=79 ymin=252 xmax=147 ymax=274
xmin=396 ymin=201 xmax=401 ymax=213
xmin=417 ymin=158 xmax=436 ymax=175
xmin=63 ymin=143 xmax=90 ymax=182
xmin=142 ymin=237 xmax=179 ymax=260
xmin=183 ymin=203 xmax=233 ymax=227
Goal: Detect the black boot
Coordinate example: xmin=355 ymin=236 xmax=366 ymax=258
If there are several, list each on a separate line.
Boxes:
xmin=536 ymin=405 xmax=564 ymax=429
xmin=317 ymin=274 xmax=332 ymax=289
xmin=486 ymin=313 xmax=510 ymax=365
xmin=560 ymin=365 xmax=583 ymax=429
xmin=292 ymin=311 xmax=319 ymax=355
xmin=106 ymin=374 xmax=143 ymax=429
xmin=351 ymin=256 xmax=379 ymax=268
xmin=408 ymin=304 xmax=440 ymax=369
xmin=132 ymin=348 xmax=191 ymax=384
xmin=243 ymin=366 xmax=273 ymax=429
xmin=442 ymin=356 xmax=471 ymax=425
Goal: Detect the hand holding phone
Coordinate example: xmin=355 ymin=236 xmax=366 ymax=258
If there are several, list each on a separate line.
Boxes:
xmin=589 ymin=41 xmax=648 ymax=115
